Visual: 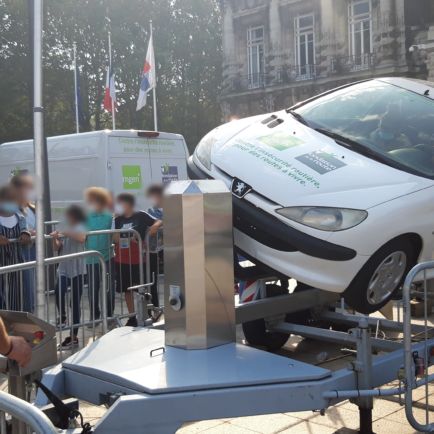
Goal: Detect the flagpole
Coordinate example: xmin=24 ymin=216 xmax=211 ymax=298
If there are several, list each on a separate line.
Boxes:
xmin=108 ymin=31 xmax=116 ymax=130
xmin=73 ymin=42 xmax=79 ymax=134
xmin=150 ymin=20 xmax=158 ymax=131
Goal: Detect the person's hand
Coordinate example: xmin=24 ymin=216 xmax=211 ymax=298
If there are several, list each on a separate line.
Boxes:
xmin=0 ymin=236 xmax=9 ymax=246
xmin=50 ymin=230 xmax=60 ymax=240
xmin=19 ymin=233 xmax=31 ymax=246
xmin=148 ymin=225 xmax=160 ymax=237
xmin=7 ymin=336 xmax=32 ymax=368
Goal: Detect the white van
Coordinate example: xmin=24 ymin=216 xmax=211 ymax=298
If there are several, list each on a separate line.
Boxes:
xmin=0 ymin=130 xmax=189 ymax=218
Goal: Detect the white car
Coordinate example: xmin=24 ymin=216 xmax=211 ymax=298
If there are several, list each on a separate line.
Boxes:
xmin=188 ymin=77 xmax=434 ymax=314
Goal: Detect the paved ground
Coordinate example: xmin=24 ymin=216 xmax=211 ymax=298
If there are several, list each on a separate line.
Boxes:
xmin=2 ymin=283 xmax=433 ymax=433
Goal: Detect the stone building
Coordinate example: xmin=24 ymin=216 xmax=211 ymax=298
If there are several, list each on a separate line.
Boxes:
xmin=219 ymin=0 xmax=434 ymax=121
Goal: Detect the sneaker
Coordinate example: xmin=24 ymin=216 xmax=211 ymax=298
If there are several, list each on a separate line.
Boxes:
xmin=125 ymin=316 xmax=138 ymax=327
xmin=58 ymin=336 xmax=79 ymax=350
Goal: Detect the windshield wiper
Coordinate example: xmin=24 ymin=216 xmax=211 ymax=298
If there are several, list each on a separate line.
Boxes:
xmin=287 ymin=110 xmax=309 ymax=126
xmin=314 ymin=127 xmax=394 ymax=166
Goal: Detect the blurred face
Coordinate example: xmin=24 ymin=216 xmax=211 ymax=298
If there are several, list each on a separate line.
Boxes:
xmin=0 ymin=190 xmax=19 ymax=216
xmin=86 ymin=196 xmax=105 ymax=213
xmin=148 ymin=193 xmax=162 ymax=208
xmin=116 ymin=200 xmax=133 ymax=216
xmin=17 ymin=176 xmax=35 ymax=204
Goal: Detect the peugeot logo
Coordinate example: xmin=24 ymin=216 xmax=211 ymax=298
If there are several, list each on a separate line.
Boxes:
xmin=231 ymin=178 xmax=252 ymax=198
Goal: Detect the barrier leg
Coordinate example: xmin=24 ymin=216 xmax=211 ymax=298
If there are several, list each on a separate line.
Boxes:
xmin=355 ymin=318 xmax=375 ymax=434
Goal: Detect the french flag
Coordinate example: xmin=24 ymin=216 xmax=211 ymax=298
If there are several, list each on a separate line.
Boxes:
xmin=136 ymin=33 xmax=156 ymax=111
xmin=103 ymin=65 xmax=116 ymax=112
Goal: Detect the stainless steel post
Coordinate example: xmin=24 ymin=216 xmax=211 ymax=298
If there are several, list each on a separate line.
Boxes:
xmin=164 ymin=180 xmax=236 ymax=349
xmin=33 ymin=0 xmax=48 ymax=320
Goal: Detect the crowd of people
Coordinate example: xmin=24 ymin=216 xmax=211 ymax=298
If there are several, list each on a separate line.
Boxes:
xmin=0 ymin=172 xmax=165 ymax=349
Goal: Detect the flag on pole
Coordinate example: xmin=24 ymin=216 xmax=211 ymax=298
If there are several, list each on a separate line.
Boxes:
xmin=136 ymin=33 xmax=156 ymax=111
xmin=103 ymin=66 xmax=116 ymax=113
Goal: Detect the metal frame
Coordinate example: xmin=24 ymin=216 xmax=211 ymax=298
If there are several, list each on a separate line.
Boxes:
xmin=33 ymin=281 xmax=434 ymax=434
xmin=403 ymin=261 xmax=434 ymax=432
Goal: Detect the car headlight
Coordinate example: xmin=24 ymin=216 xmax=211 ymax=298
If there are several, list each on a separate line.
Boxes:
xmin=194 ymin=131 xmax=218 ymax=170
xmin=276 ymin=207 xmax=368 ymax=232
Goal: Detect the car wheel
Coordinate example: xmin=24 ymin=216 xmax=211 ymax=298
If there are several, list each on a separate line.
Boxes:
xmin=242 ymin=284 xmax=308 ymax=351
xmin=343 ymin=238 xmax=417 ymax=314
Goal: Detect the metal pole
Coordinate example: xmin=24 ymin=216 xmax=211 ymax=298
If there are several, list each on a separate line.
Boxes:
xmin=150 ymin=20 xmax=158 ymax=131
xmin=108 ymin=31 xmax=115 ymax=130
xmin=73 ymin=42 xmax=79 ymax=134
xmin=33 ymin=0 xmax=48 ymax=320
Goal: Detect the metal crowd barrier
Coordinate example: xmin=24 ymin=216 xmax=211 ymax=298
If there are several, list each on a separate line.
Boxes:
xmin=403 ymin=261 xmax=434 ymax=433
xmin=0 ymin=391 xmax=57 ymax=434
xmin=2 ymin=228 xmax=158 ymax=354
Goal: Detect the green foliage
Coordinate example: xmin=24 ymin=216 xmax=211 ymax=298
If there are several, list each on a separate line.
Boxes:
xmin=0 ymin=0 xmax=222 ymax=151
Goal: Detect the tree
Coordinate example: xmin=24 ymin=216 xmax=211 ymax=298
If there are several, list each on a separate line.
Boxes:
xmin=0 ymin=0 xmax=222 ymax=151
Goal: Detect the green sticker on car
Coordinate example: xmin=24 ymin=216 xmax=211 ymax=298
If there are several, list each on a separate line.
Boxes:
xmin=256 ymin=131 xmax=304 ymax=151
xmin=122 ymin=165 xmax=142 ymax=189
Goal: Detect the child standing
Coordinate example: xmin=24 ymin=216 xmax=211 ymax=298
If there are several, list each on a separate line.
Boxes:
xmin=0 ymin=186 xmax=31 ymax=311
xmin=84 ymin=187 xmax=114 ymax=322
xmin=51 ymin=205 xmax=87 ymax=349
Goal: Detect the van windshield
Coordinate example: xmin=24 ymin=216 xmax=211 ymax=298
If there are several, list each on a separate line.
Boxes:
xmin=294 ymin=80 xmax=434 ymax=179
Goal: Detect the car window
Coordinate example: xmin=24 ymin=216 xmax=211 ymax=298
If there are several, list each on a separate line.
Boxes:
xmin=295 ymin=80 xmax=434 ymax=178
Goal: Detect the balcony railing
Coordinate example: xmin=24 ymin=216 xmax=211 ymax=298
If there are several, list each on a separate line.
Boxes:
xmin=277 ymin=64 xmax=317 ymax=83
xmin=247 ymin=73 xmax=268 ymax=89
xmin=222 ymin=52 xmax=377 ymax=94
xmin=224 ymin=73 xmax=270 ymax=93
xmin=330 ymin=53 xmax=376 ymax=74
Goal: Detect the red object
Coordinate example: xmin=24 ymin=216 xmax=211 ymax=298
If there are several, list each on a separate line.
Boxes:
xmin=33 ymin=330 xmax=44 ymax=342
xmin=103 ymin=67 xmax=116 ymax=113
xmin=115 ymin=241 xmax=142 ymax=264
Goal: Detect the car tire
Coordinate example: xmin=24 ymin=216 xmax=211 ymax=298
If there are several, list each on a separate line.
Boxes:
xmin=343 ymin=238 xmax=417 ymax=314
xmin=242 ymin=284 xmax=308 ymax=351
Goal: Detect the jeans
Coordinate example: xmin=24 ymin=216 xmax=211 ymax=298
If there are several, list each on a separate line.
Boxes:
xmin=87 ymin=261 xmax=115 ymax=320
xmin=21 ymin=245 xmax=35 ymax=313
xmin=55 ymin=275 xmax=84 ymax=337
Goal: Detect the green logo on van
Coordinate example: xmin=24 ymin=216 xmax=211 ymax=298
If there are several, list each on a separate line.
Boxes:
xmin=122 ymin=165 xmax=142 ymax=189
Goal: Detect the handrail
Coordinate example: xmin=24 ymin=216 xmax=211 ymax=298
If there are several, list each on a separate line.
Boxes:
xmin=403 ymin=260 xmax=434 ymax=433
xmin=0 ymin=250 xmax=107 ymax=333
xmin=9 ymin=228 xmax=149 ymax=285
xmin=0 ymin=390 xmax=57 ymax=434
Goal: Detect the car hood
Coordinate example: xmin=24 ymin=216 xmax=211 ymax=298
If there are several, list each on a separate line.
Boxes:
xmin=211 ymin=111 xmax=433 ymax=209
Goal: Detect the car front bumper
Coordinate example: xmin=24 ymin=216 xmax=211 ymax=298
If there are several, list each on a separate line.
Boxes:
xmin=188 ymin=157 xmax=365 ymax=292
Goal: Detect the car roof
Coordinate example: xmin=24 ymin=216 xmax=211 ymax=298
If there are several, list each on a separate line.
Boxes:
xmin=376 ymin=77 xmax=434 ymax=99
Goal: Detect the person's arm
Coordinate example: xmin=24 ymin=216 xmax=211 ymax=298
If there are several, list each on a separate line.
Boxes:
xmin=18 ymin=232 xmax=32 ymax=246
xmin=17 ymin=215 xmax=32 ymax=245
xmin=0 ymin=318 xmax=31 ymax=367
xmin=148 ymin=220 xmax=162 ymax=237
xmin=50 ymin=231 xmax=63 ymax=252
xmin=112 ymin=217 xmax=120 ymax=243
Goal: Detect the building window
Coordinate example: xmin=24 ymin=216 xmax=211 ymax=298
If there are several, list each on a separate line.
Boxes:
xmin=295 ymin=14 xmax=315 ymax=80
xmin=348 ymin=0 xmax=372 ymax=70
xmin=247 ymin=26 xmax=265 ymax=89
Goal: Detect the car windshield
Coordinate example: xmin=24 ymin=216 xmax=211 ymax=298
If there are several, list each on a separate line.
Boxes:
xmin=294 ymin=80 xmax=434 ymax=178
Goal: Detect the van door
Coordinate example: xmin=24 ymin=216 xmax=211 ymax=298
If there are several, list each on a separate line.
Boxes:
xmin=107 ymin=136 xmax=153 ymax=209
